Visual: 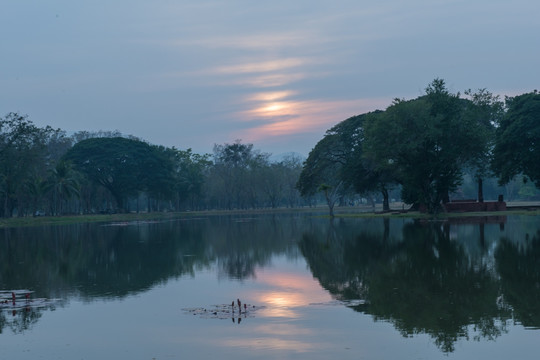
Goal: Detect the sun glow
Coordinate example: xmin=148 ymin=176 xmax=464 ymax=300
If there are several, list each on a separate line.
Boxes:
xmin=215 ymin=58 xmax=308 ymax=75
xmin=247 ymin=90 xmax=296 ymax=102
xmin=256 ymin=102 xmax=291 ymax=116
xmin=212 ymin=267 xmax=334 ymax=352
xmin=236 ymin=97 xmax=391 ymax=142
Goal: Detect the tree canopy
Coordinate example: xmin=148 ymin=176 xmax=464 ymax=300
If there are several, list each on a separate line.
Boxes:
xmin=297 ymin=112 xmax=395 ymax=215
xmin=63 ymin=137 xmax=175 ymax=211
xmin=298 ymin=79 xmax=527 ymax=213
xmin=364 ymin=79 xmax=489 ymax=212
xmin=492 ymin=91 xmax=540 ymax=187
xmin=1 ymin=79 xmax=539 ymax=217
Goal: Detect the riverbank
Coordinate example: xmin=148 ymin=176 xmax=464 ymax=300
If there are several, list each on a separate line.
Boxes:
xmin=1 ymin=202 xmax=539 ymax=228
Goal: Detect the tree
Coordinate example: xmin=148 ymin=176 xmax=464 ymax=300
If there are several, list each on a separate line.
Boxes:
xmin=24 ymin=174 xmax=52 ymax=216
xmin=298 ymin=112 xmax=396 ymax=214
xmin=463 ymin=88 xmax=503 ymax=202
xmin=209 ymin=140 xmax=270 ymax=209
xmin=172 ymin=148 xmax=210 ymax=211
xmin=278 ymin=153 xmax=304 ymax=208
xmin=364 ymin=79 xmax=485 ymax=213
xmin=338 ymin=112 xmax=396 ymax=211
xmin=64 ymin=137 xmax=175 ymax=212
xmin=48 ymin=160 xmax=80 ymax=215
xmin=140 ymin=145 xmax=176 ymax=211
xmin=492 ymin=91 xmax=540 ymax=187
xmin=0 ymin=113 xmax=54 ymax=217
xmin=297 ymin=133 xmax=347 ymax=216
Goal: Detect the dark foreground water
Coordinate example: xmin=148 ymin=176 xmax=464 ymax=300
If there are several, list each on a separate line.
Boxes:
xmin=0 ymin=213 xmax=539 ymax=359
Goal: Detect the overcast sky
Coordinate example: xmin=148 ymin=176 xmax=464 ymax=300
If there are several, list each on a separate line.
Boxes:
xmin=2 ymin=1 xmax=539 ymax=157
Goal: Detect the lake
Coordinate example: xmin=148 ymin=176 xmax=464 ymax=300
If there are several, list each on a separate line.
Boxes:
xmin=0 ymin=213 xmax=539 ymax=359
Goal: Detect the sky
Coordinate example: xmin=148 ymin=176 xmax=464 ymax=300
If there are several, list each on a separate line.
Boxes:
xmin=2 ymin=1 xmax=539 ymax=158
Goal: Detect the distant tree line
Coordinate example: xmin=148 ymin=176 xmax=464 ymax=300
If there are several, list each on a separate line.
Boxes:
xmin=0 ymin=115 xmax=305 ymax=217
xmin=297 ymin=79 xmax=540 ymax=214
xmin=2 ymin=78 xmax=538 ymax=217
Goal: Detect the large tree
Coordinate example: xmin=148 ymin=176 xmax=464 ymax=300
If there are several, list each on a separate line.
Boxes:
xmin=297 ymin=130 xmax=347 ymax=216
xmin=339 ymin=112 xmax=396 ymax=211
xmin=297 ymin=112 xmax=395 ymax=215
xmin=492 ymin=91 xmax=540 ymax=187
xmin=364 ymin=79 xmax=486 ymax=213
xmin=64 ymin=137 xmax=175 ymax=211
xmin=463 ymin=88 xmax=503 ymax=202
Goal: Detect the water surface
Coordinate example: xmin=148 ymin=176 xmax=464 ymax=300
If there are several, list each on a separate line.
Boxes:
xmin=0 ymin=214 xmax=538 ymax=359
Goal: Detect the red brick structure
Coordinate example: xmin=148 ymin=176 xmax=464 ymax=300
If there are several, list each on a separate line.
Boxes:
xmin=443 ymin=200 xmax=507 ymax=212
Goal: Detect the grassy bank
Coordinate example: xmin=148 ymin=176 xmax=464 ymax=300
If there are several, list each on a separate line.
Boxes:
xmin=1 ymin=203 xmax=539 ymax=228
xmin=0 ymin=212 xmax=187 ymax=229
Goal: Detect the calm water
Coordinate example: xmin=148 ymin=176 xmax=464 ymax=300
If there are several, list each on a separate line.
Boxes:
xmin=0 ymin=213 xmax=539 ymax=359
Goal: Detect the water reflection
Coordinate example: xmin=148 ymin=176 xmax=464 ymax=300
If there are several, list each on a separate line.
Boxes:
xmin=0 ymin=307 xmax=41 ymax=335
xmin=0 ymin=215 xmax=305 ymax=333
xmin=0 ymin=213 xmax=539 ymax=355
xmin=254 ymin=270 xmax=330 ymax=319
xmin=300 ymin=216 xmax=540 ymax=352
xmin=496 ymin=231 xmax=540 ymax=329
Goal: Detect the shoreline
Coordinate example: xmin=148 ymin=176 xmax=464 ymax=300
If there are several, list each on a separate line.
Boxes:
xmin=1 ymin=202 xmax=539 ymax=229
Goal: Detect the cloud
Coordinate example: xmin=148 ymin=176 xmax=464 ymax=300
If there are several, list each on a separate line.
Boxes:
xmin=213 ymin=58 xmax=309 ymax=75
xmin=236 ymin=97 xmax=391 ymax=140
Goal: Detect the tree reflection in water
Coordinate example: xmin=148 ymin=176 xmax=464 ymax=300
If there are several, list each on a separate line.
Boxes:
xmin=0 ymin=215 xmax=303 ymax=334
xmin=1 ymin=306 xmax=42 ymax=335
xmin=495 ymin=230 xmax=540 ymax=328
xmin=0 ymin=214 xmax=538 ymax=351
xmin=300 ymin=216 xmax=539 ymax=353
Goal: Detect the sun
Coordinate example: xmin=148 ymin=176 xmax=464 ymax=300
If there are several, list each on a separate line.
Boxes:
xmin=262 ymin=103 xmax=287 ymax=114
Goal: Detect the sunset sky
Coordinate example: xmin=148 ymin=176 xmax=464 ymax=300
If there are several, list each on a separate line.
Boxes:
xmin=2 ymin=1 xmax=539 ymax=157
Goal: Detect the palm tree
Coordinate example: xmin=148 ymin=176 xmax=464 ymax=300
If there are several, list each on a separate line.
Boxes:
xmin=49 ymin=161 xmax=80 ymax=215
xmin=24 ymin=174 xmax=52 ymax=216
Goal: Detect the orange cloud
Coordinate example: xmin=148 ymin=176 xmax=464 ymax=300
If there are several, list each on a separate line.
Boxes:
xmin=231 ymin=73 xmax=307 ymax=88
xmin=236 ymin=97 xmax=391 ymax=141
xmin=214 ymin=58 xmax=308 ymax=74
xmin=246 ymin=91 xmax=297 ymax=102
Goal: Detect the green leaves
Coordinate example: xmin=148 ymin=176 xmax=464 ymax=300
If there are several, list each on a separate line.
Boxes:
xmin=364 ymin=80 xmax=483 ymax=212
xmin=64 ymin=137 xmax=176 ymax=211
xmin=493 ymin=91 xmax=540 ymax=187
xmin=301 ymin=79 xmax=509 ymax=214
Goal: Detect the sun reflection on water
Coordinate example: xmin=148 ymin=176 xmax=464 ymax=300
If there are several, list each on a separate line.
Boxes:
xmin=221 ymin=337 xmax=323 ymax=353
xmin=217 ymin=267 xmax=333 ymax=353
xmin=251 ymin=270 xmax=332 ymax=319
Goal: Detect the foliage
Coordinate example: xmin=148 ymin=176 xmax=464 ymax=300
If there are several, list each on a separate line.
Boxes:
xmin=492 ymin=91 xmax=540 ymax=187
xmin=63 ymin=137 xmax=175 ymax=211
xmin=462 ymin=88 xmax=503 ymax=201
xmin=0 ymin=113 xmax=60 ymax=217
xmin=296 ymin=112 xmax=396 ymax=214
xmin=2 ymin=79 xmax=540 ymax=217
xmin=299 ymin=219 xmax=517 ymax=353
xmin=48 ymin=160 xmax=80 ymax=215
xmin=363 ymin=79 xmax=488 ymax=213
xmin=172 ymin=148 xmax=211 ymax=210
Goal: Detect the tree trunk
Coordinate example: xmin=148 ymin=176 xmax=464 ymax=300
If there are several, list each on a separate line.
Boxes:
xmin=324 ymin=189 xmax=335 ymax=218
xmin=442 ymin=191 xmax=450 ymax=204
xmin=381 ymin=186 xmax=390 ymax=212
xmin=477 ymin=177 xmax=484 ymax=203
